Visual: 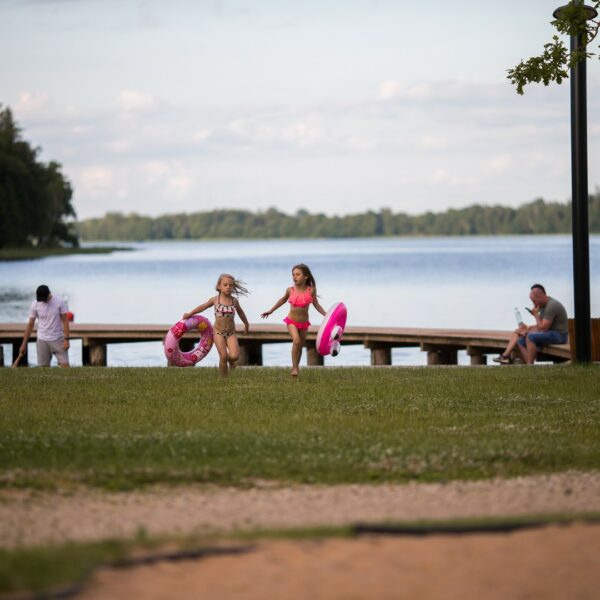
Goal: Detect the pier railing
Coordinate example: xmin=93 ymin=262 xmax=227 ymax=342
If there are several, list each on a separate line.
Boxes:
xmin=0 ymin=322 xmax=572 ymax=367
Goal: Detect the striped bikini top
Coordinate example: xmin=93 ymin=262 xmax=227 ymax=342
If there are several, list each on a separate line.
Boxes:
xmin=214 ymin=295 xmax=236 ymax=318
xmin=288 ymin=286 xmax=313 ymax=308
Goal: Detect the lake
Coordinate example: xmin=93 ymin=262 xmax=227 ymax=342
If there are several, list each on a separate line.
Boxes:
xmin=1 ymin=236 xmax=599 ymax=367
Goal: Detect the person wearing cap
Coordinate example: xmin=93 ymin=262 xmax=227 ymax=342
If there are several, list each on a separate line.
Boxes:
xmin=18 ymin=285 xmax=70 ymax=367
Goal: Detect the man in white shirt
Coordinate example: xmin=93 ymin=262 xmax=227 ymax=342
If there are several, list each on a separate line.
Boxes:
xmin=19 ymin=285 xmax=70 ymax=367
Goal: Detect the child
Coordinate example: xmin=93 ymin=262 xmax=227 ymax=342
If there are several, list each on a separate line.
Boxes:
xmin=183 ymin=274 xmax=250 ymax=377
xmin=261 ymin=263 xmax=326 ymax=376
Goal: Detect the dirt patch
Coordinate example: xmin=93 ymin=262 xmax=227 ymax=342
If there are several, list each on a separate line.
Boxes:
xmin=1 ymin=471 xmax=599 ymax=549
xmin=81 ymin=523 xmax=600 ymax=599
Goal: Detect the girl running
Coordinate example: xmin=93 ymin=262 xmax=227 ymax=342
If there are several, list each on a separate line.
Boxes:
xmin=261 ymin=263 xmax=326 ymax=376
xmin=183 ymin=274 xmax=249 ymax=377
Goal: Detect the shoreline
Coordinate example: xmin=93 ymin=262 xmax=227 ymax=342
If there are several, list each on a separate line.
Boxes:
xmin=0 ymin=246 xmax=133 ymax=262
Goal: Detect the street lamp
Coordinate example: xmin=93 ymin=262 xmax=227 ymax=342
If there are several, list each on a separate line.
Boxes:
xmin=553 ymin=2 xmax=597 ymax=362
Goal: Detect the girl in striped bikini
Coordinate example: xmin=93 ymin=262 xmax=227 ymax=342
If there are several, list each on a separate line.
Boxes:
xmin=183 ymin=274 xmax=249 ymax=377
xmin=261 ymin=263 xmax=326 ymax=377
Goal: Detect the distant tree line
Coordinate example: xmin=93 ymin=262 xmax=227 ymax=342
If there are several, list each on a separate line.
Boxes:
xmin=0 ymin=106 xmax=78 ymax=248
xmin=78 ymin=195 xmax=600 ymax=241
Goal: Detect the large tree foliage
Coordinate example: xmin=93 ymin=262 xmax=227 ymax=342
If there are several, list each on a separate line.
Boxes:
xmin=0 ymin=106 xmax=78 ymax=248
xmin=508 ymin=1 xmax=600 ymax=94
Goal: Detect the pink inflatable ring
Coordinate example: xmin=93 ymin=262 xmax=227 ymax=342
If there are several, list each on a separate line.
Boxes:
xmin=164 ymin=315 xmax=214 ymax=367
xmin=316 ymin=302 xmax=347 ymax=357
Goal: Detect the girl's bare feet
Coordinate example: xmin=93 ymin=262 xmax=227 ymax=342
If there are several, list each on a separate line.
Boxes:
xmin=291 ymin=368 xmax=299 ymax=377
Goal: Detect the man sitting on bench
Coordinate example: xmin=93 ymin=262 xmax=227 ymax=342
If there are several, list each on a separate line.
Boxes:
xmin=493 ymin=284 xmax=568 ymax=365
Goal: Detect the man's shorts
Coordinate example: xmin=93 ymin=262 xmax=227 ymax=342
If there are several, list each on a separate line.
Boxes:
xmin=518 ymin=330 xmax=568 ymax=349
xmin=36 ymin=339 xmax=69 ymax=366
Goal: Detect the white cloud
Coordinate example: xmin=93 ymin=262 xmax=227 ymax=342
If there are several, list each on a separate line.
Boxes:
xmin=8 ymin=76 xmax=591 ymax=219
xmin=228 ymin=118 xmax=248 ymax=137
xmin=107 ymin=138 xmax=133 ymax=154
xmin=378 ymin=80 xmax=432 ymax=100
xmin=142 ymin=161 xmax=170 ymax=181
xmin=432 ymin=168 xmax=469 ymax=186
xmin=486 ymin=154 xmax=514 ymax=172
xmin=167 ymin=174 xmax=193 ymax=198
xmin=15 ymin=91 xmax=49 ymax=113
xmin=76 ymin=166 xmax=115 ymax=193
xmin=417 ymin=135 xmax=448 ymax=150
xmin=282 ymin=122 xmax=324 ymax=147
xmin=193 ymin=129 xmax=212 ymax=142
xmin=118 ymin=90 xmax=159 ymax=112
xmin=378 ymin=80 xmax=402 ymax=100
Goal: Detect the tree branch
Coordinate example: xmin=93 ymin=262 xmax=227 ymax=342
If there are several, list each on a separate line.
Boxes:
xmin=508 ymin=1 xmax=600 ymax=94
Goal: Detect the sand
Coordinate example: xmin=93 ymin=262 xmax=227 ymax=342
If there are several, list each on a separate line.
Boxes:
xmin=2 ymin=471 xmax=599 ymax=549
xmin=3 ymin=471 xmax=599 ymax=599
xmin=78 ymin=523 xmax=600 ymax=600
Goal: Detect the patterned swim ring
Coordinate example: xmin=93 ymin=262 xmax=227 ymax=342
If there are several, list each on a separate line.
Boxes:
xmin=316 ymin=302 xmax=347 ymax=357
xmin=164 ymin=315 xmax=214 ymax=367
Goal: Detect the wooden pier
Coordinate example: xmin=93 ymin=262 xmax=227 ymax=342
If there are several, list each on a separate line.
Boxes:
xmin=0 ymin=322 xmax=573 ymax=367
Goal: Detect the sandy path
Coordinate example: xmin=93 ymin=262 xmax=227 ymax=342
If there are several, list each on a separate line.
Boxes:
xmin=81 ymin=523 xmax=600 ymax=600
xmin=2 ymin=471 xmax=599 ymax=549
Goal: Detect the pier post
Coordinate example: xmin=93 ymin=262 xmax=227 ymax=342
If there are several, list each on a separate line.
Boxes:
xmin=370 ymin=346 xmax=392 ymax=366
xmin=469 ymin=354 xmax=487 ymax=366
xmin=12 ymin=342 xmax=28 ymax=367
xmin=422 ymin=344 xmax=458 ymax=365
xmin=90 ymin=343 xmax=107 ymax=367
xmin=238 ymin=342 xmax=263 ymax=366
xmin=467 ymin=346 xmax=488 ymax=365
xmin=427 ymin=350 xmax=441 ymax=365
xmin=83 ymin=340 xmax=107 ymax=366
xmin=306 ymin=342 xmax=324 ymax=366
xmin=363 ymin=341 xmax=393 ymax=366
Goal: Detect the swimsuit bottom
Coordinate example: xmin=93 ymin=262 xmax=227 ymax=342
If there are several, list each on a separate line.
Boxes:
xmin=214 ymin=330 xmax=236 ymax=338
xmin=284 ymin=316 xmax=311 ymax=330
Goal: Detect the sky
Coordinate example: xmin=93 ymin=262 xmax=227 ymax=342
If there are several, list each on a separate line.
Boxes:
xmin=2 ymin=0 xmax=600 ymax=220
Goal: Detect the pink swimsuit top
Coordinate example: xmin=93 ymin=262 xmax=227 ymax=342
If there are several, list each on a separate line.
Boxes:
xmin=288 ymin=287 xmax=313 ymax=308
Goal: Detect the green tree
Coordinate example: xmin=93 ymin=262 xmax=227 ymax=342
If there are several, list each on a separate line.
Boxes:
xmin=0 ymin=105 xmax=78 ymax=248
xmin=76 ymin=196 xmax=600 ymax=241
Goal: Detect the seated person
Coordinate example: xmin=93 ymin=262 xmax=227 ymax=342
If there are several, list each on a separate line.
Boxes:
xmin=493 ymin=283 xmax=568 ymax=365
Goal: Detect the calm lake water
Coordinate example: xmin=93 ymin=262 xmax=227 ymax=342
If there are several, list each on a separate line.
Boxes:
xmin=1 ymin=236 xmax=599 ymax=367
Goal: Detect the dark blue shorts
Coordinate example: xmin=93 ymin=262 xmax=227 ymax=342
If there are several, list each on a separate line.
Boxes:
xmin=518 ymin=330 xmax=568 ymax=348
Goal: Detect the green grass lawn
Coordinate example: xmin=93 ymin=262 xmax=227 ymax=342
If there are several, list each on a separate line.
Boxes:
xmin=1 ymin=365 xmax=599 ymax=596
xmin=1 ymin=366 xmax=599 ymax=490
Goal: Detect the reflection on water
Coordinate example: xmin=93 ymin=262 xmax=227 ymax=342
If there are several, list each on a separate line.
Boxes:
xmin=1 ymin=236 xmax=598 ymax=367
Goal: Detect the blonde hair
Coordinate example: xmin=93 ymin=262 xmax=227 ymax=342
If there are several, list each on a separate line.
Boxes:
xmin=216 ymin=273 xmax=249 ymax=297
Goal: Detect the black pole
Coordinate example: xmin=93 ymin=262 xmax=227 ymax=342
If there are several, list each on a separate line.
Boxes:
xmin=569 ymin=15 xmax=592 ymax=362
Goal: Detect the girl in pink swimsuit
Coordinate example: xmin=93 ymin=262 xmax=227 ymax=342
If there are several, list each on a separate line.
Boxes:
xmin=261 ymin=263 xmax=326 ymax=377
xmin=183 ymin=274 xmax=250 ymax=377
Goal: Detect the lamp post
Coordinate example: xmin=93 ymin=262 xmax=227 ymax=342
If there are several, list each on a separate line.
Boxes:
xmin=553 ymin=2 xmax=597 ymax=362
